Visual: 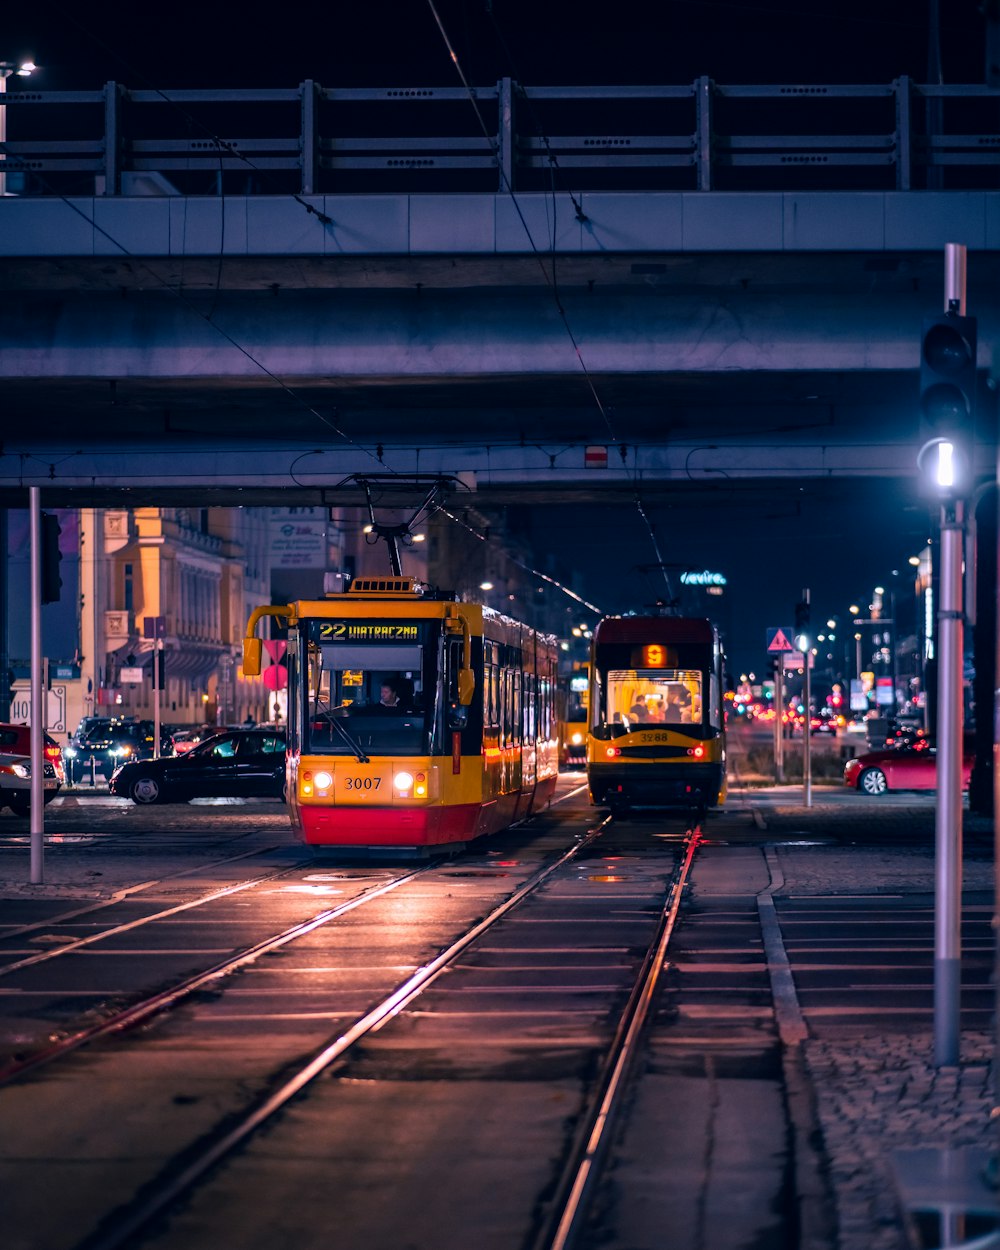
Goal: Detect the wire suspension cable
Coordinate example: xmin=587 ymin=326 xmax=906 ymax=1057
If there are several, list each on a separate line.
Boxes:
xmin=424 ymin=0 xmax=672 ymax=600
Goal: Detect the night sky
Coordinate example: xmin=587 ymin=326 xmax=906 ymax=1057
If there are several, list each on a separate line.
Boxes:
xmin=3 ymin=1 xmax=991 ymax=677
xmin=4 ymin=2 xmax=988 ymax=91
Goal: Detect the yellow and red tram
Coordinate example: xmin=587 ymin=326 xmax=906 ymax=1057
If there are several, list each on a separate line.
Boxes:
xmin=243 ymin=578 xmax=559 ymax=849
xmin=586 ymin=615 xmax=726 ymax=814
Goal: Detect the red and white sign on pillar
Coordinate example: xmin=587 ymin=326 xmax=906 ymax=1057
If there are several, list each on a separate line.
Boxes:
xmin=261 ymin=638 xmax=288 ymax=690
xmin=584 ymin=445 xmax=608 ymax=469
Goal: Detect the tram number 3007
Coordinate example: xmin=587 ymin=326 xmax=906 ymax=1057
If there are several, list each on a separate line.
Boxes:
xmin=343 ymin=776 xmax=382 ymax=791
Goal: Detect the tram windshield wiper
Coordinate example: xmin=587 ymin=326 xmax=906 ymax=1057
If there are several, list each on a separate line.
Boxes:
xmin=317 ymin=707 xmax=370 ymax=763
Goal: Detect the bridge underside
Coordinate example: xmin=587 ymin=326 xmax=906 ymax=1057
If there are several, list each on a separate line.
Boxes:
xmin=1 ymin=233 xmax=998 ymax=509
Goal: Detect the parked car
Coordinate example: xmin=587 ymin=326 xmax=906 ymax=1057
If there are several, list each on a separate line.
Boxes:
xmin=170 ymin=723 xmax=246 ymax=755
xmin=0 ymin=723 xmax=65 ymax=785
xmin=844 ymin=741 xmax=974 ymax=796
xmin=109 ymin=728 xmax=287 ymax=804
xmin=65 ymin=719 xmax=160 ymax=781
xmin=0 ymin=753 xmax=60 ymax=815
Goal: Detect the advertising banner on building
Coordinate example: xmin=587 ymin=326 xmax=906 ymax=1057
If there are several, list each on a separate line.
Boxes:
xmin=268 ymin=509 xmax=327 ymax=569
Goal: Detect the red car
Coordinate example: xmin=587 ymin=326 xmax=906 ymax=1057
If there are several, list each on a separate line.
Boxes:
xmin=0 ymin=723 xmax=65 ymax=785
xmin=844 ymin=740 xmax=973 ymax=796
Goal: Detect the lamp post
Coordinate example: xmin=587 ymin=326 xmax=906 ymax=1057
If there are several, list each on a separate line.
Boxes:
xmin=0 ymin=60 xmax=35 ymax=197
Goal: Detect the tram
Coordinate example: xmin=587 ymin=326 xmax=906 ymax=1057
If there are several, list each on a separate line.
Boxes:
xmin=586 ymin=615 xmax=726 ymax=814
xmin=557 ymin=671 xmax=589 ymax=769
xmin=242 ymin=577 xmax=559 ymax=849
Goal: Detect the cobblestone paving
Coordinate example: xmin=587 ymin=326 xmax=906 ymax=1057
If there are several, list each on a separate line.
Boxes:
xmin=805 ymin=1033 xmax=995 ymax=1250
xmin=768 ymin=801 xmax=997 ymax=1250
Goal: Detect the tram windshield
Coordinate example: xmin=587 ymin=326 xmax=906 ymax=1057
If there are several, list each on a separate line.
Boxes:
xmin=302 ymin=621 xmax=439 ymax=756
xmin=602 ymin=668 xmax=703 ymax=731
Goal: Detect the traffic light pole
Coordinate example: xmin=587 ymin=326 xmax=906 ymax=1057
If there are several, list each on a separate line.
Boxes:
xmin=29 ymin=487 xmax=44 ymax=884
xmin=153 ymin=641 xmax=163 ymax=760
xmin=933 ymin=243 xmax=968 ymax=1068
xmin=935 ymin=498 xmax=965 ymax=1066
xmin=795 ymin=588 xmax=812 ymax=808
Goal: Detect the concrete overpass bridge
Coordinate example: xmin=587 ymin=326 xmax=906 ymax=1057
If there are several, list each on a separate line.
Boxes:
xmin=1 ymin=78 xmax=999 ymax=511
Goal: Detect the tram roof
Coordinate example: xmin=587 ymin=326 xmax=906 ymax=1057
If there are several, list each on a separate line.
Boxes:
xmin=593 ymin=615 xmax=717 ymax=644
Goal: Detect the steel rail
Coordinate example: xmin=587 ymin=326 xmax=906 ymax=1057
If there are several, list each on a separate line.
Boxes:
xmin=0 ymin=860 xmax=314 ymax=977
xmin=0 ymin=861 xmax=433 ymax=1085
xmin=534 ymin=822 xmax=703 ymax=1250
xmin=0 ymin=839 xmax=290 ymax=941
xmin=78 ymin=815 xmax=613 ymax=1250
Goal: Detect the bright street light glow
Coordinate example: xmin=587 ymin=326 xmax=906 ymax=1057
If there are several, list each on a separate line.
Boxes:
xmin=935 ymin=440 xmax=956 ymax=488
xmin=479 ymin=581 xmax=493 ymax=590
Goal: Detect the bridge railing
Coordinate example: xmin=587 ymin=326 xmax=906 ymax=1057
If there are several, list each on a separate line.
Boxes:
xmin=1 ymin=78 xmax=997 ymax=196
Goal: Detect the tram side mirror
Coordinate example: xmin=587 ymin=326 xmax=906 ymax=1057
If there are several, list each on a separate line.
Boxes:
xmin=447 ymin=701 xmax=469 ymax=731
xmin=242 ymin=637 xmax=262 ymax=677
xmin=457 ymin=667 xmax=474 ymax=706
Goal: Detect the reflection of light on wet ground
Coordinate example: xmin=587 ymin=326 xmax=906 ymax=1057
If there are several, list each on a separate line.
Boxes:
xmin=190 ymin=798 xmax=249 ymax=806
xmin=587 ymin=874 xmax=630 ymax=882
xmin=273 ymin=885 xmax=345 ymax=895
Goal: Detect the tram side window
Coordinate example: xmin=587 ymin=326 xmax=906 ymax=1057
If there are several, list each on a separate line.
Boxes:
xmin=513 ymin=666 xmax=522 ymax=746
xmin=486 ymin=644 xmax=500 ymax=732
xmin=525 ymin=672 xmax=536 ymax=742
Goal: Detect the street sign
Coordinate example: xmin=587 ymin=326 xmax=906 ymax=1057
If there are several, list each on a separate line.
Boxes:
xmin=143 ymin=616 xmax=166 ymax=639
xmin=10 ymin=682 xmax=67 ymax=732
xmin=766 ymin=626 xmax=796 ymax=653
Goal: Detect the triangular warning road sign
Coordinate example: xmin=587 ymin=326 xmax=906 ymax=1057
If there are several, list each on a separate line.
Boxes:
xmin=767 ymin=627 xmax=795 ymax=652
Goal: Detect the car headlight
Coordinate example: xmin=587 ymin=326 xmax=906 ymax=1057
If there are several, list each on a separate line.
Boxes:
xmin=65 ymin=746 xmax=78 ymax=758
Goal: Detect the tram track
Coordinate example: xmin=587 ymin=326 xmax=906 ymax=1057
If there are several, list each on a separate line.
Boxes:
xmin=3 ymin=799 xmax=677 ymax=1250
xmin=0 ymin=861 xmax=434 ymax=1084
xmin=3 ymin=795 xmax=859 ymax=1250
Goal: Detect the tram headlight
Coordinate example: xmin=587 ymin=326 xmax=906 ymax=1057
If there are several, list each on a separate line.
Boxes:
xmin=605 ymin=747 xmax=620 ymax=758
xmin=414 ymin=772 xmax=427 ymax=798
xmin=394 ymin=771 xmax=414 ymax=795
xmin=570 ymin=732 xmax=584 ymax=745
xmin=313 ymin=771 xmax=333 ymax=794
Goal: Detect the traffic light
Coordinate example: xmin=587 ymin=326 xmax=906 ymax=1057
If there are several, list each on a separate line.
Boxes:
xmin=794 ymin=599 xmax=810 ymax=651
xmin=918 ymin=312 xmax=977 ymax=495
xmin=919 ymin=311 xmax=977 ymax=433
xmin=40 ymin=512 xmax=62 ymax=604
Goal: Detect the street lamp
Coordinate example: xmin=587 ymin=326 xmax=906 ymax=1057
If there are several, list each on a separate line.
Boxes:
xmin=0 ymin=60 xmax=35 ymax=198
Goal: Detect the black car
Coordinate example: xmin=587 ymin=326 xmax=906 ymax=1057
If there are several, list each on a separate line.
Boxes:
xmin=109 ymin=728 xmax=286 ymax=804
xmin=65 ymin=719 xmax=160 ymax=782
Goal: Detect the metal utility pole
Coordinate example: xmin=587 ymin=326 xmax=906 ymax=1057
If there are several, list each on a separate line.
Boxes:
xmin=153 ymin=640 xmax=163 ymax=760
xmin=933 ymin=242 xmax=969 ymax=1067
xmin=773 ymin=656 xmax=784 ymax=782
xmin=794 ymin=589 xmax=812 ymax=808
xmin=29 ymin=487 xmax=44 ymax=884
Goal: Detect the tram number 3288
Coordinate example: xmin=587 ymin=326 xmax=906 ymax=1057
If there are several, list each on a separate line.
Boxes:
xmin=344 ymin=776 xmax=382 ymax=791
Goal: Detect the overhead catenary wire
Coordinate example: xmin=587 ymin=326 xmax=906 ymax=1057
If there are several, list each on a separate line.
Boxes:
xmin=424 ymin=0 xmax=673 ymax=598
